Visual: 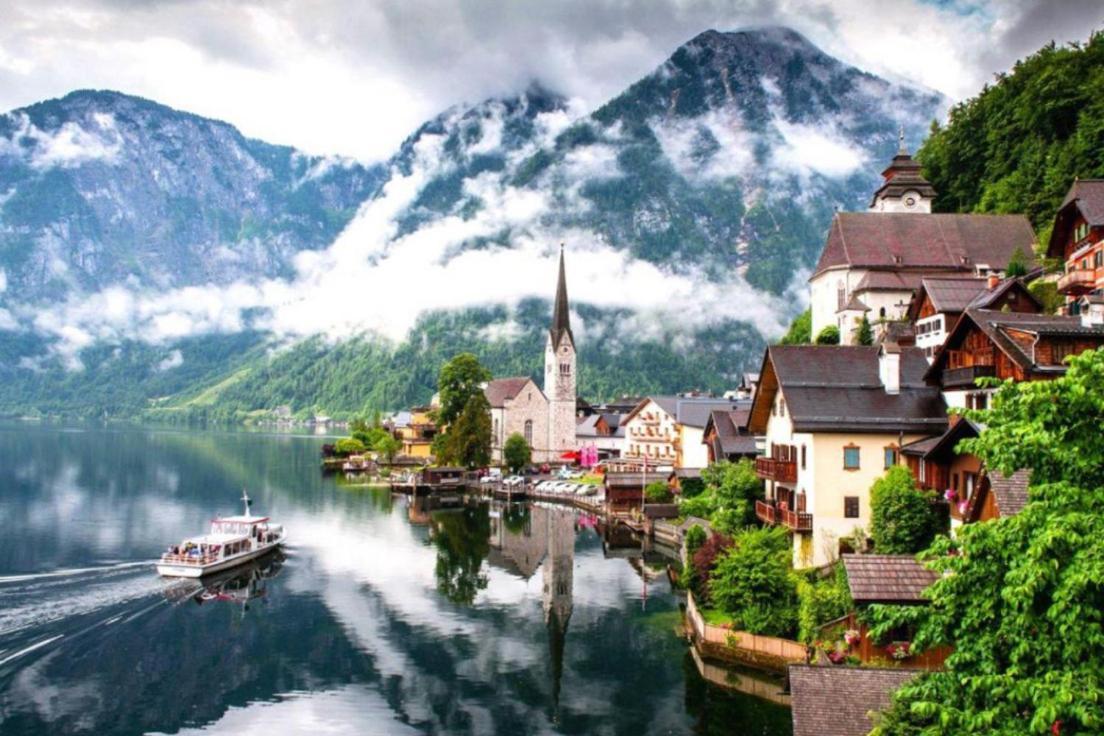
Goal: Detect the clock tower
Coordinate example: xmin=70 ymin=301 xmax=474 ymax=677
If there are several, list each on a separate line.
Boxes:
xmin=869 ymin=130 xmax=936 ymax=213
xmin=545 ymin=247 xmax=577 ymax=459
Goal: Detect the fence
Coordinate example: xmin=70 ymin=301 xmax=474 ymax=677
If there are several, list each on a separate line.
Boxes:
xmin=685 ymin=591 xmax=807 ymax=673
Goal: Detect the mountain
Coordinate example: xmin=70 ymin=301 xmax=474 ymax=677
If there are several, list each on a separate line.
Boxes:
xmin=0 ymin=28 xmax=945 ymax=421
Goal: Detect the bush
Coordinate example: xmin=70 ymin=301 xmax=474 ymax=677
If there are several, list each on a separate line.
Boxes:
xmin=644 ymin=480 xmax=672 ymax=503
xmin=870 ymin=466 xmax=941 ymax=554
xmin=334 ymin=437 xmax=367 ymax=456
xmin=680 ymin=459 xmax=764 ymax=533
xmin=709 ymin=526 xmax=797 ymax=638
xmin=691 ymin=533 xmax=733 ymax=605
xmin=796 ymin=563 xmax=854 ymax=644
xmin=856 ymin=315 xmax=874 ymax=346
xmin=503 ymin=432 xmax=531 ymax=472
xmin=815 ymin=325 xmax=840 ymax=345
xmin=779 ymin=308 xmax=811 ymax=345
xmin=680 ymin=476 xmax=706 ymax=498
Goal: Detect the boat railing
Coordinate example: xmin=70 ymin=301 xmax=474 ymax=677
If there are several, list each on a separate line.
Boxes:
xmin=160 ymin=552 xmax=220 ymax=565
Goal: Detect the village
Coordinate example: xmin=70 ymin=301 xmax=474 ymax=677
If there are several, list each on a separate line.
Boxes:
xmin=320 ymin=137 xmax=1104 ymax=735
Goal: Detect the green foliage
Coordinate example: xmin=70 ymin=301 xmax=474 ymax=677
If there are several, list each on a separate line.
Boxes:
xmin=1028 ymin=279 xmax=1064 ymax=314
xmin=644 ymin=480 xmax=672 ymax=503
xmin=690 ymin=532 xmax=733 ymax=605
xmin=870 ymin=348 xmax=1104 ymax=734
xmin=870 ymin=466 xmax=941 ymax=554
xmin=796 ymin=563 xmax=854 ymax=644
xmin=685 ymin=525 xmax=707 ymax=556
xmin=437 ymin=353 xmax=492 ymax=428
xmin=430 ymin=505 xmax=490 ymax=605
xmin=779 ymin=308 xmax=811 ymax=345
xmin=856 ymin=315 xmax=874 ymax=346
xmin=333 ymin=437 xmax=366 ymax=456
xmin=918 ymin=32 xmax=1104 ymax=231
xmin=814 ymin=325 xmax=840 ymax=345
xmin=503 ymin=432 xmax=531 ymax=472
xmin=679 ymin=459 xmax=764 ymax=534
xmin=438 ymin=392 xmax=492 ymax=469
xmin=710 ymin=526 xmax=797 ymax=637
xmin=373 ymin=434 xmax=401 ymax=463
xmin=1005 ymin=247 xmax=1029 ymax=277
xmin=679 ymin=476 xmax=706 ymax=498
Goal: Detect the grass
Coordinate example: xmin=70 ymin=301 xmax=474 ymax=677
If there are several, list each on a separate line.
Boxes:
xmin=700 ymin=607 xmax=736 ymax=628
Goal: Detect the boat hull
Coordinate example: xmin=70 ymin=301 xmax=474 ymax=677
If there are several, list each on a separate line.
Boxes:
xmin=157 ymin=540 xmax=285 ymax=578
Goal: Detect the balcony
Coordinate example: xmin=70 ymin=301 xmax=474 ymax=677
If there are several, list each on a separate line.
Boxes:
xmin=1058 ymin=268 xmax=1096 ymax=295
xmin=942 ymin=365 xmax=996 ymax=389
xmin=755 ymin=456 xmax=797 ymax=483
xmin=755 ymin=499 xmax=777 ymax=525
xmin=756 ymin=499 xmax=812 ymax=531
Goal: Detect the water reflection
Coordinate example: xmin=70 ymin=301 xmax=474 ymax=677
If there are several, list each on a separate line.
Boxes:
xmin=0 ymin=424 xmax=791 ymax=735
xmin=163 ymin=549 xmax=286 ymax=612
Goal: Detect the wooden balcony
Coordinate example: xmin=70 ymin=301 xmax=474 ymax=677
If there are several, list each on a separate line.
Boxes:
xmin=1058 ymin=268 xmax=1096 ymax=295
xmin=942 ymin=364 xmax=996 ymax=389
xmin=755 ymin=499 xmax=777 ymax=525
xmin=755 ymin=499 xmax=812 ymax=531
xmin=755 ymin=457 xmax=797 ymax=483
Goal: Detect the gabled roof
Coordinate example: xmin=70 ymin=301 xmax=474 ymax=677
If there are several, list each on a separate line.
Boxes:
xmin=625 ymin=396 xmax=750 ymax=429
xmin=916 ymin=277 xmax=987 ymax=314
xmin=988 ymin=469 xmax=1031 ymax=517
xmin=748 ymin=346 xmax=948 ymax=435
xmin=813 ymin=212 xmax=1037 ymax=279
xmin=899 ymin=418 xmax=980 ymax=461
xmin=1047 ymin=179 xmax=1104 ymax=258
xmin=484 ymin=377 xmax=540 ymax=408
xmin=967 ymin=277 xmax=1042 ymax=311
xmin=790 ymin=664 xmax=918 ymax=736
xmin=703 ymin=409 xmax=758 ymax=457
xmin=842 ymin=554 xmax=937 ymax=604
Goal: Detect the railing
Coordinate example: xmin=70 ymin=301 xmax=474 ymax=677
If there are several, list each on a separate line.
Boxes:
xmin=755 ymin=499 xmax=777 ymax=525
xmin=160 ymin=553 xmax=220 ymax=566
xmin=755 ymin=457 xmax=797 ymax=483
xmin=1057 ymin=269 xmax=1096 ymax=294
xmin=942 ymin=365 xmax=996 ymax=389
xmin=780 ymin=508 xmax=813 ymax=532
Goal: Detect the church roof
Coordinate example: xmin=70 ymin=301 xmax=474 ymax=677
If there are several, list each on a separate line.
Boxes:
xmin=870 ymin=138 xmax=937 ymax=207
xmin=484 ymin=377 xmax=538 ymax=408
xmin=550 ymin=247 xmax=574 ymax=349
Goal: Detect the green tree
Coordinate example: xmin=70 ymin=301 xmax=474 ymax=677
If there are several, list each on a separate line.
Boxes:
xmin=779 ymin=309 xmax=811 ymax=345
xmin=710 ymin=526 xmax=797 ymax=637
xmin=441 ymin=392 xmax=492 ymax=468
xmin=869 ymin=466 xmax=941 ymax=554
xmin=1028 ymin=279 xmax=1064 ymax=314
xmin=644 ymin=480 xmax=672 ymax=503
xmin=870 ymin=349 xmax=1104 ymax=734
xmin=437 ymin=353 xmax=492 ymax=428
xmin=815 ymin=325 xmax=840 ymax=345
xmin=430 ymin=506 xmax=491 ymax=605
xmin=1005 ymin=247 xmax=1029 ymax=277
xmin=856 ymin=314 xmax=874 ymax=346
xmin=680 ymin=459 xmax=764 ymax=533
xmin=796 ymin=563 xmax=853 ymax=644
xmin=374 ymin=433 xmax=401 ymax=464
xmin=333 ymin=437 xmax=366 ymax=456
xmin=503 ymin=432 xmax=531 ymax=472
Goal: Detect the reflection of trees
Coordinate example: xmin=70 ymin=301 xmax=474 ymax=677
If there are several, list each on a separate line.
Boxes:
xmin=681 ymin=651 xmax=793 ymax=735
xmin=430 ymin=506 xmax=491 ymax=605
xmin=503 ymin=504 xmax=530 ymax=535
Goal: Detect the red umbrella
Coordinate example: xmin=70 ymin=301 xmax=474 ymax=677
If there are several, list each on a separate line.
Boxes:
xmin=560 ymin=451 xmax=579 ymax=460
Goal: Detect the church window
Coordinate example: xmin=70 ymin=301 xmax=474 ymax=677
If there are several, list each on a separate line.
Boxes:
xmin=524 ymin=420 xmax=533 ymax=445
xmin=493 ymin=418 xmax=499 ymax=440
xmin=879 ymin=307 xmax=886 ymax=318
xmin=837 ymin=282 xmax=846 ymax=310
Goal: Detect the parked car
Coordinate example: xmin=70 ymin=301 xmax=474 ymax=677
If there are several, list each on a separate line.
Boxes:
xmin=504 ymin=476 xmax=525 ymax=488
xmin=479 ymin=475 xmax=498 ymax=485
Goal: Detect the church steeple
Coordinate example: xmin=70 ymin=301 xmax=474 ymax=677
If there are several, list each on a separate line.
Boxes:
xmin=550 ymin=245 xmax=574 ymax=349
xmin=869 ymin=129 xmax=936 ymax=213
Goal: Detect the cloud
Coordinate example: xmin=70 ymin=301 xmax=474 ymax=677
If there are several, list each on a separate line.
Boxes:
xmin=0 ymin=1 xmax=1096 ymax=161
xmin=0 ymin=112 xmax=122 ymax=169
xmin=155 ymin=349 xmax=183 ymax=372
xmin=771 ymin=117 xmax=867 ymax=179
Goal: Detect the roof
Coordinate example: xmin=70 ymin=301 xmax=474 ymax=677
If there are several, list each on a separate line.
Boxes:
xmin=484 ymin=377 xmax=538 ymax=408
xmin=841 ymin=554 xmax=937 ymax=604
xmin=899 ymin=418 xmax=980 ymax=461
xmin=927 ymin=308 xmax=1104 ymax=380
xmin=550 ymin=247 xmax=574 ymax=349
xmin=749 ymin=346 xmax=948 ymax=435
xmin=215 ymin=515 xmax=269 ymax=524
xmin=813 ymin=212 xmax=1037 ymax=278
xmin=839 ymin=294 xmax=870 ymax=313
xmin=790 ymin=665 xmax=918 ymax=736
xmin=627 ymin=396 xmax=751 ymax=429
xmin=966 ymin=277 xmax=1042 ymax=311
xmin=854 ymin=270 xmax=929 ymax=294
xmin=917 ymin=277 xmax=988 ymax=314
xmin=1047 ymin=179 xmax=1104 ymax=257
xmin=989 ymin=469 xmax=1031 ymax=517
xmin=703 ymin=409 xmax=758 ymax=457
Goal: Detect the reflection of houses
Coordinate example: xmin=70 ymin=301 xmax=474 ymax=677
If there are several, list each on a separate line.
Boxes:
xmin=1046 ymin=179 xmax=1104 ymax=313
xmin=487 ymin=505 xmax=548 ymax=579
xmin=622 ymin=395 xmax=749 ymax=468
xmin=749 ymin=345 xmax=947 ymax=568
xmin=702 ymin=407 xmax=758 ymax=464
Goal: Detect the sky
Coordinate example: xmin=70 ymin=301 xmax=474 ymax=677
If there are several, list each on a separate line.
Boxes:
xmin=0 ymin=0 xmax=1100 ymax=162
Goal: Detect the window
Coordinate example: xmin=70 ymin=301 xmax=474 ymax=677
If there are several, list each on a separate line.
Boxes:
xmin=1051 ymin=341 xmax=1074 ymax=365
xmin=884 ymin=447 xmax=898 ymax=469
xmin=524 ymin=420 xmax=533 ymax=445
xmin=880 ymin=306 xmax=886 ymax=318
xmin=844 ymin=496 xmax=860 ymax=518
xmin=1095 ymin=250 xmax=1102 ymax=269
xmin=493 ymin=418 xmax=499 ymax=440
xmin=843 ymin=446 xmax=860 ymax=470
xmin=800 ymin=445 xmax=807 ymax=470
xmin=779 ymin=398 xmax=786 ymax=416
xmin=837 ymin=282 xmax=846 ymax=310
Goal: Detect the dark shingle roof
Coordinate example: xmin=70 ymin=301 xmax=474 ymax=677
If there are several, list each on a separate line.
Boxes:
xmin=899 ymin=419 xmax=980 ymax=461
xmin=638 ymin=396 xmax=750 ymax=429
xmin=842 ymin=554 xmax=938 ymax=604
xmin=704 ymin=409 xmax=758 ymax=457
xmin=854 ymin=270 xmax=929 ymax=293
xmin=756 ymin=346 xmax=947 ymax=434
xmin=484 ymin=377 xmax=536 ymax=408
xmin=790 ymin=665 xmax=918 ymax=736
xmin=921 ymin=277 xmax=988 ymax=313
xmin=1060 ymin=179 xmax=1104 ymax=226
xmin=813 ymin=213 xmax=1037 ymax=278
xmin=990 ymin=469 xmax=1031 ymax=517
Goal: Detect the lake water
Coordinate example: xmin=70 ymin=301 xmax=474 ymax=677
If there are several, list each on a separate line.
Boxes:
xmin=0 ymin=424 xmax=791 ymax=735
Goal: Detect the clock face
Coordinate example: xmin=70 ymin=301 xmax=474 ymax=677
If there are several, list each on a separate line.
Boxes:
xmin=904 ymin=195 xmax=917 ymax=208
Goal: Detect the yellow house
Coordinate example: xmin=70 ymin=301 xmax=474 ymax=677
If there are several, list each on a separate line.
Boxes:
xmin=748 ymin=344 xmax=947 ymax=569
xmin=395 ymin=406 xmax=437 ymax=459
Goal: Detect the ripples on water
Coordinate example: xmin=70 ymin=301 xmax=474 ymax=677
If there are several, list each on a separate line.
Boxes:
xmin=0 ymin=424 xmax=792 ymax=735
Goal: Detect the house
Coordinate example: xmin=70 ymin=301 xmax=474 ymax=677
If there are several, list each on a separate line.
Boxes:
xmin=575 ymin=412 xmax=625 ymax=459
xmin=1046 ymin=179 xmax=1104 ymax=312
xmin=621 ymin=395 xmax=750 ymax=468
xmin=789 ymin=664 xmax=918 ymax=736
xmin=604 ymin=472 xmax=652 ymax=513
xmin=702 ymin=408 xmax=759 ymax=463
xmin=906 ymin=275 xmax=1038 ymax=360
xmin=831 ymin=554 xmax=950 ymax=670
xmin=748 ymin=344 xmax=947 ymax=568
xmin=486 ymin=376 xmax=550 ymax=463
xmin=809 ymin=140 xmax=1037 ymax=344
xmin=925 ymin=307 xmax=1104 ymax=411
xmin=964 ymin=469 xmax=1031 ymax=523
xmin=393 ymin=405 xmax=437 ymax=458
xmin=899 ymin=418 xmax=982 ymax=527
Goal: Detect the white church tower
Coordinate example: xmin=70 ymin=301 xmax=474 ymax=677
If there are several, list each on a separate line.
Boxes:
xmin=868 ymin=129 xmax=936 ymax=213
xmin=545 ymin=247 xmax=577 ymax=458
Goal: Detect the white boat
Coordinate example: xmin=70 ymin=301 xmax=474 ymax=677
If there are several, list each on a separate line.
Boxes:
xmin=157 ymin=491 xmax=286 ymax=578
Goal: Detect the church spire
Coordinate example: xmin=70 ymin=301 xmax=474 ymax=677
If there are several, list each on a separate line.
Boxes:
xmin=897 ymin=126 xmax=907 ymax=155
xmin=550 ymin=245 xmax=574 ymax=348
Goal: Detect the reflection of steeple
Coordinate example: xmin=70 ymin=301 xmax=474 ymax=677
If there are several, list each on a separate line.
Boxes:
xmin=542 ymin=507 xmax=575 ymax=712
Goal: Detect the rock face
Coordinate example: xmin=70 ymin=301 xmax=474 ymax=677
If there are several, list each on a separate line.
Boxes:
xmin=0 ymin=28 xmax=945 ymax=418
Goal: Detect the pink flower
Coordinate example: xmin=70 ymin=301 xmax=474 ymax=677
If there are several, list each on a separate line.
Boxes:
xmin=944 ymin=488 xmax=957 ymax=502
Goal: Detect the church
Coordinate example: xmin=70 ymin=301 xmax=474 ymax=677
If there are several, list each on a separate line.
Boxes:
xmin=485 ymin=248 xmax=577 ymax=464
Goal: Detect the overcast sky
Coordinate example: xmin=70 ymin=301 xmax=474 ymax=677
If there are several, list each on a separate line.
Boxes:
xmin=0 ymin=0 xmax=1100 ymax=161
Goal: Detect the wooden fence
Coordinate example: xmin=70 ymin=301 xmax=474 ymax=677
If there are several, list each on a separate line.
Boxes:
xmin=685 ymin=591 xmax=807 ymax=673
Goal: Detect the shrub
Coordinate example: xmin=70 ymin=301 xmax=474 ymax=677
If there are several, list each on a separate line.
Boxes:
xmin=691 ymin=533 xmax=733 ymax=605
xmin=709 ymin=526 xmax=798 ymax=638
xmin=334 ymin=437 xmax=367 ymax=456
xmin=644 ymin=480 xmax=672 ymax=503
xmin=815 ymin=325 xmax=840 ymax=345
xmin=870 ymin=467 xmax=941 ymax=554
xmin=503 ymin=432 xmax=531 ymax=472
xmin=796 ymin=563 xmax=854 ymax=644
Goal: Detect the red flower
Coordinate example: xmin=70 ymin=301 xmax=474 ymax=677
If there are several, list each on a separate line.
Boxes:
xmin=1052 ymin=720 xmax=1062 ymax=735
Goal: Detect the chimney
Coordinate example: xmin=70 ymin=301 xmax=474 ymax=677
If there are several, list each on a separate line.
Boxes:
xmin=987 ymin=273 xmax=1000 ymax=290
xmin=879 ymin=341 xmax=901 ymax=395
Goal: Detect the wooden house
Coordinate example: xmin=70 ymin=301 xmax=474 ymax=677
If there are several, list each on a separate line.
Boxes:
xmin=1046 ymin=179 xmax=1104 ymax=312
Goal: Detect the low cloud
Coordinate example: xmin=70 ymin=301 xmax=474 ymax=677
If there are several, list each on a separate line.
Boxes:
xmin=0 ymin=112 xmax=122 ymax=170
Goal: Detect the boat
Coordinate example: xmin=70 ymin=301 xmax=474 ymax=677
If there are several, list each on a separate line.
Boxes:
xmin=156 ymin=491 xmax=286 ymax=578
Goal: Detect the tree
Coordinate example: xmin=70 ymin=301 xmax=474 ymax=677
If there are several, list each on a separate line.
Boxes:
xmin=1005 ymin=246 xmax=1029 ymax=277
xmin=440 ymin=392 xmax=492 ymax=468
xmin=815 ymin=325 xmax=840 ymax=345
xmin=680 ymin=459 xmax=764 ymax=534
xmin=796 ymin=563 xmax=853 ymax=644
xmin=691 ymin=532 xmax=733 ymax=605
xmin=644 ymin=480 xmax=672 ymax=503
xmin=333 ymin=437 xmax=366 ymax=456
xmin=856 ymin=314 xmax=874 ymax=346
xmin=870 ymin=349 xmax=1104 ymax=734
xmin=869 ymin=466 xmax=941 ymax=554
xmin=779 ymin=309 xmax=812 ymax=345
xmin=709 ymin=526 xmax=798 ymax=637
xmin=437 ymin=353 xmax=492 ymax=428
xmin=503 ymin=432 xmax=531 ymax=472
xmin=374 ymin=433 xmax=401 ymax=464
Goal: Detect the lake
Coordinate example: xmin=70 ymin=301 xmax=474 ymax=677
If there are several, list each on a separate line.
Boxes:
xmin=0 ymin=423 xmax=791 ymax=735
